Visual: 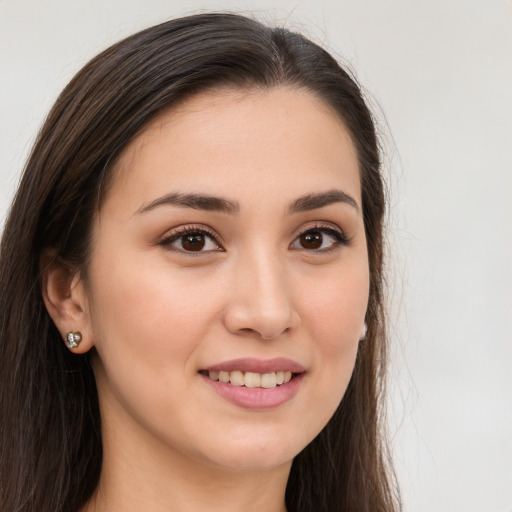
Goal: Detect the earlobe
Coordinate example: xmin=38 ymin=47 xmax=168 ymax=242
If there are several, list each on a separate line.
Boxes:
xmin=40 ymin=250 xmax=94 ymax=353
xmin=359 ymin=322 xmax=367 ymax=341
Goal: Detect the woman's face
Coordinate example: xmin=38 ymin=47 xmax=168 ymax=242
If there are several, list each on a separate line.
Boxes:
xmin=82 ymin=86 xmax=369 ymax=471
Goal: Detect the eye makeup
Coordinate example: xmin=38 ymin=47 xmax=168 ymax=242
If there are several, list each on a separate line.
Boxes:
xmin=157 ymin=220 xmax=351 ymax=256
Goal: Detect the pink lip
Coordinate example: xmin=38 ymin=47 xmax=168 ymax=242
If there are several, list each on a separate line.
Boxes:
xmin=200 ymin=358 xmax=305 ymax=410
xmin=203 ymin=357 xmax=305 ymax=374
xmin=200 ymin=372 xmax=304 ymax=409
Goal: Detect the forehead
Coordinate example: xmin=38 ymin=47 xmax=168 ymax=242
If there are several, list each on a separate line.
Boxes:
xmin=105 ymin=86 xmax=361 ymax=213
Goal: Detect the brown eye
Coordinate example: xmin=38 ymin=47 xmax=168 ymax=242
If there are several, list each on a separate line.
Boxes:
xmin=290 ymin=226 xmax=347 ymax=252
xmin=181 ymin=233 xmax=206 ymax=251
xmin=161 ymin=228 xmax=222 ymax=253
xmin=299 ymin=231 xmax=323 ymax=249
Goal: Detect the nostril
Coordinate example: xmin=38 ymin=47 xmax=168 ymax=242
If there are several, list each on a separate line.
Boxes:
xmin=223 ymin=293 xmax=300 ymax=340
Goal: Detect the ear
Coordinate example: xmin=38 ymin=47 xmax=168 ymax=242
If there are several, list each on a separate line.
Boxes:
xmin=40 ymin=249 xmax=94 ymax=354
xmin=359 ymin=322 xmax=367 ymax=341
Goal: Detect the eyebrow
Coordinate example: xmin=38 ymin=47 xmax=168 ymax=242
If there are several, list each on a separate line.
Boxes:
xmin=136 ymin=188 xmax=359 ymax=216
xmin=136 ymin=192 xmax=240 ymax=215
xmin=288 ymin=189 xmax=360 ymax=214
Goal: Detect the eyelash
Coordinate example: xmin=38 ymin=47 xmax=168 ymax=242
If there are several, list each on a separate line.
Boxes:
xmin=290 ymin=223 xmax=351 ymax=253
xmin=159 ymin=225 xmax=223 ymax=254
xmin=158 ymin=223 xmax=350 ymax=254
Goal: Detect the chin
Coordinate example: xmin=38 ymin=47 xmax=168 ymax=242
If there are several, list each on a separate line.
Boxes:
xmin=198 ymin=427 xmax=311 ymax=472
xmin=212 ymin=449 xmax=294 ymax=472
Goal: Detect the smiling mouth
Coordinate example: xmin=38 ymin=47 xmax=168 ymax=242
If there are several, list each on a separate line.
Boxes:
xmin=199 ymin=370 xmax=295 ymax=389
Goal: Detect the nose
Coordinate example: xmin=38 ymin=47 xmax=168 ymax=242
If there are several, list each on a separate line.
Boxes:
xmin=223 ymin=250 xmax=300 ymax=340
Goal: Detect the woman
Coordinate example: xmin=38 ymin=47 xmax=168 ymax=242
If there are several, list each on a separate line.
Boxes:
xmin=0 ymin=13 xmax=400 ymax=512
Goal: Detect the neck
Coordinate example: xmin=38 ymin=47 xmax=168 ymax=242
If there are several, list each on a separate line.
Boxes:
xmin=81 ymin=410 xmax=290 ymax=512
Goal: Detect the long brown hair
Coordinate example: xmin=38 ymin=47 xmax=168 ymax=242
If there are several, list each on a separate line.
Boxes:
xmin=0 ymin=13 xmax=400 ymax=512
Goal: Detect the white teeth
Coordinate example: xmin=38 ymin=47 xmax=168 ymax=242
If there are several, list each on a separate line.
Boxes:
xmin=244 ymin=372 xmax=261 ymax=388
xmin=206 ymin=370 xmax=296 ymax=388
xmin=260 ymin=372 xmax=277 ymax=388
xmin=218 ymin=371 xmax=230 ymax=383
xmin=229 ymin=370 xmax=244 ymax=386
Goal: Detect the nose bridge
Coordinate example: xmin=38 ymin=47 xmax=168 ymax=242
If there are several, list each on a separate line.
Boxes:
xmin=224 ymin=243 xmax=299 ymax=339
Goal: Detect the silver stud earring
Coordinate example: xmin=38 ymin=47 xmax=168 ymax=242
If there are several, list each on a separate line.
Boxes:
xmin=66 ymin=331 xmax=82 ymax=349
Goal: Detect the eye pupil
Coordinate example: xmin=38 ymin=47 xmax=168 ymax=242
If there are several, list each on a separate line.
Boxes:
xmin=182 ymin=233 xmax=205 ymax=251
xmin=300 ymin=231 xmax=322 ymax=249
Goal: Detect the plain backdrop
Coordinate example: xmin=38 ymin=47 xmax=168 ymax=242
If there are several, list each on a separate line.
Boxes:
xmin=1 ymin=1 xmax=511 ymax=511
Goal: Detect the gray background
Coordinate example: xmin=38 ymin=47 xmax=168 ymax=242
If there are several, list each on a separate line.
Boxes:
xmin=1 ymin=1 xmax=511 ymax=511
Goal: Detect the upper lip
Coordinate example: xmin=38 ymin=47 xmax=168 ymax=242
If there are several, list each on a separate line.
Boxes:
xmin=203 ymin=357 xmax=305 ymax=374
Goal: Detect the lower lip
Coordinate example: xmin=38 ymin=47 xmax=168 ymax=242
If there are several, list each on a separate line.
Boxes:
xmin=200 ymin=373 xmax=304 ymax=409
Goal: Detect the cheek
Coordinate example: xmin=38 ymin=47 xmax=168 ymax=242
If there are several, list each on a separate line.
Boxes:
xmin=298 ymin=261 xmax=368 ymax=422
xmin=301 ymin=259 xmax=369 ymax=346
xmin=86 ymin=252 xmax=225 ymax=435
xmin=88 ymin=248 xmax=220 ymax=353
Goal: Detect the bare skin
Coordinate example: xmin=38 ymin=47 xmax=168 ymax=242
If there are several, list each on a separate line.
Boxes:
xmin=43 ymin=86 xmax=369 ymax=512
